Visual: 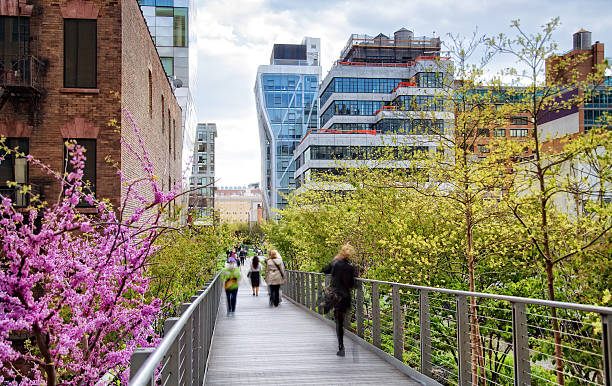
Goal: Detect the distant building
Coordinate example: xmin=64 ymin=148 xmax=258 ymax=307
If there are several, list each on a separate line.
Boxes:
xmin=254 ymin=37 xmax=322 ymax=217
xmin=215 ymin=184 xmax=265 ymax=224
xmin=138 ymin=0 xmax=198 ymax=182
xmin=188 ymin=123 xmax=216 ymax=222
xmin=0 ymin=0 xmax=182 ymax=215
xmin=294 ymin=28 xmax=451 ymax=189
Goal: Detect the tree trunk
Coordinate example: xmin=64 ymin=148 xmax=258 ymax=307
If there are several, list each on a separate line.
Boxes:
xmin=33 ymin=324 xmax=56 ymax=386
xmin=466 ymin=205 xmax=486 ymax=385
xmin=545 ymin=258 xmax=565 ymax=385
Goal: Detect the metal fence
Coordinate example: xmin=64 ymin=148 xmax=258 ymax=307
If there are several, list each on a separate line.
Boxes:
xmin=285 ymin=270 xmax=612 ymax=386
xmin=129 ymin=271 xmax=222 ymax=386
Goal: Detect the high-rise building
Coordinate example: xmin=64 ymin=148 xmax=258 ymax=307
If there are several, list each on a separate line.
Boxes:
xmin=138 ymin=0 xmax=198 ymax=182
xmin=254 ymin=37 xmax=322 ymax=217
xmin=294 ymin=29 xmax=451 ymax=188
xmin=188 ymin=123 xmax=216 ymax=222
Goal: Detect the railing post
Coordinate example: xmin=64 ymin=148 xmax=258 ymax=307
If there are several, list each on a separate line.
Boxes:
xmin=305 ymin=272 xmax=311 ymax=309
xmin=372 ymin=282 xmax=381 ymax=348
xmin=317 ymin=275 xmax=324 ymax=314
xmin=130 ymin=347 xmax=155 ymax=381
xmin=310 ymin=273 xmax=316 ymax=311
xmin=392 ymin=284 xmax=403 ymax=361
xmin=163 ymin=318 xmax=180 ymax=385
xmin=181 ymin=303 xmax=193 ymax=385
xmin=512 ymin=302 xmax=531 ymax=386
xmin=301 ymin=272 xmax=306 ymax=306
xmin=356 ymin=280 xmax=364 ymax=338
xmin=419 ymin=289 xmax=432 ymax=378
xmin=456 ymin=295 xmax=471 ymax=386
xmin=602 ymin=313 xmax=612 ymax=386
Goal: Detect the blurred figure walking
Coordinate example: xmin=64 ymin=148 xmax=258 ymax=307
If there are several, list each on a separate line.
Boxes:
xmin=249 ymin=256 xmax=262 ymax=296
xmin=221 ymin=258 xmax=241 ymax=315
xmin=323 ymin=244 xmax=356 ymax=357
xmin=265 ymin=250 xmax=286 ymax=307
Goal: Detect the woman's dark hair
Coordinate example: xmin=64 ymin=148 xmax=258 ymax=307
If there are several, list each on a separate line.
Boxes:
xmin=252 ymin=256 xmax=259 ymax=269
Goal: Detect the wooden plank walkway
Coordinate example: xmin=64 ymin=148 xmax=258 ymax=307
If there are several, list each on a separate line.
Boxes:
xmin=204 ymin=261 xmax=418 ymax=385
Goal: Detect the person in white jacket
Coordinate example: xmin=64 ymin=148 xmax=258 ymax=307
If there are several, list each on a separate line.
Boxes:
xmin=265 ymin=250 xmax=286 ymax=307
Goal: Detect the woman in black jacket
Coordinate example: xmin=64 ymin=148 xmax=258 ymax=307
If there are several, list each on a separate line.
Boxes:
xmin=323 ymin=243 xmax=356 ymax=357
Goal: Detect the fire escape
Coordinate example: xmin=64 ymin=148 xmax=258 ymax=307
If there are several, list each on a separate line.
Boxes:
xmin=0 ymin=10 xmax=46 ymax=125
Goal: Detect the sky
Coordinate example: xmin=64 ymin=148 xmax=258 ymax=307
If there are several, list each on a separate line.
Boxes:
xmin=189 ymin=0 xmax=612 ymax=187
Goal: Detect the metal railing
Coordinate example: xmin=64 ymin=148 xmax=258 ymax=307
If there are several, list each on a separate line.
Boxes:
xmin=285 ymin=270 xmax=612 ymax=386
xmin=129 ymin=271 xmax=222 ymax=385
xmin=0 ymin=54 xmax=45 ymax=92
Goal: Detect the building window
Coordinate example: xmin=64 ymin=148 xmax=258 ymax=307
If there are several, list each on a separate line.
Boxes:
xmin=510 ymin=116 xmax=529 ymax=125
xmin=64 ymin=19 xmax=97 ymax=88
xmin=0 ymin=138 xmax=29 ymax=207
xmin=477 ymin=128 xmax=490 ymax=137
xmin=155 ymin=6 xmax=173 ymax=16
xmin=510 ymin=129 xmax=528 ymax=137
xmin=160 ymin=57 xmax=173 ymax=76
xmin=494 ymin=129 xmax=506 ymax=137
xmin=477 ymin=145 xmax=490 ymax=153
xmin=148 ymin=70 xmax=153 ymax=118
xmin=64 ymin=139 xmax=96 ymax=204
xmin=173 ymin=8 xmax=187 ymax=47
xmin=161 ymin=95 xmax=165 ymax=133
xmin=0 ymin=16 xmax=30 ymax=56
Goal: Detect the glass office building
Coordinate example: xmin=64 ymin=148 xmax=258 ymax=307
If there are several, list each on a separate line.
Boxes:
xmin=254 ymin=37 xmax=321 ymax=216
xmin=138 ymin=0 xmax=198 ymax=185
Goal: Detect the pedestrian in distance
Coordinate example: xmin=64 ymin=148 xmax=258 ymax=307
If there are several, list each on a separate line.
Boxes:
xmin=265 ymin=250 xmax=286 ymax=307
xmin=239 ymin=248 xmax=246 ymax=266
xmin=249 ymin=256 xmax=262 ymax=296
xmin=221 ymin=258 xmax=241 ymax=315
xmin=323 ymin=243 xmax=356 ymax=357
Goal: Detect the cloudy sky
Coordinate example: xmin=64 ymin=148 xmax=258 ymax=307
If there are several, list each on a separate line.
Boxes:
xmin=189 ymin=0 xmax=612 ymax=187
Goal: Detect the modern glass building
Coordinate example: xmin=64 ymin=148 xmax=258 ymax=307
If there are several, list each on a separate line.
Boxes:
xmin=188 ymin=123 xmax=216 ymax=223
xmin=254 ymin=37 xmax=321 ymax=216
xmin=294 ymin=28 xmax=452 ymax=189
xmin=138 ymin=0 xmax=198 ymax=184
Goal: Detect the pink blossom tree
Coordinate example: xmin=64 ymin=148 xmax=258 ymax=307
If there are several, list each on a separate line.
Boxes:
xmin=0 ymin=110 xmax=181 ymax=385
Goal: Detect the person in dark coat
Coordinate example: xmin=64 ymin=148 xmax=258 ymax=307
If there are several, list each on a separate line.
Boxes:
xmin=323 ymin=243 xmax=356 ymax=357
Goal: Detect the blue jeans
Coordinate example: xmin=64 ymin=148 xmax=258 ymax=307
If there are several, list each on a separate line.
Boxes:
xmin=226 ymin=289 xmax=238 ymax=312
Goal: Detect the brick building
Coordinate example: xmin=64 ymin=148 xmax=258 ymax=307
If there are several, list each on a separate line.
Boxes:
xmin=215 ymin=184 xmax=265 ymax=224
xmin=0 ymin=0 xmax=182 ymax=214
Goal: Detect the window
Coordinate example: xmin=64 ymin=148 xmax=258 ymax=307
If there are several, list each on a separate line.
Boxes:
xmin=477 ymin=128 xmax=490 ymax=137
xmin=160 ymin=57 xmax=173 ymax=76
xmin=155 ymin=6 xmax=173 ymax=16
xmin=510 ymin=116 xmax=529 ymax=125
xmin=64 ymin=19 xmax=97 ymax=88
xmin=510 ymin=129 xmax=528 ymax=137
xmin=161 ymin=95 xmax=165 ymax=133
xmin=494 ymin=129 xmax=506 ymax=137
xmin=0 ymin=138 xmax=29 ymax=207
xmin=173 ymin=8 xmax=187 ymax=47
xmin=0 ymin=16 xmax=30 ymax=57
xmin=148 ymin=70 xmax=153 ymax=118
xmin=477 ymin=145 xmax=490 ymax=153
xmin=64 ymin=139 xmax=96 ymax=205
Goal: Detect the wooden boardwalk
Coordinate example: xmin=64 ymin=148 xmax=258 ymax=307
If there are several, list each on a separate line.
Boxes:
xmin=204 ymin=264 xmax=418 ymax=385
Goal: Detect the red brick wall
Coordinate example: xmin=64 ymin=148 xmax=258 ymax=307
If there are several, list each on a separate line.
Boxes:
xmin=0 ymin=0 xmax=182 ymax=216
xmin=120 ymin=0 xmax=182 ymax=216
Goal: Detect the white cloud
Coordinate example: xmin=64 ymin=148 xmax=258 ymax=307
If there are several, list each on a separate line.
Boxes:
xmin=191 ymin=0 xmax=612 ymax=187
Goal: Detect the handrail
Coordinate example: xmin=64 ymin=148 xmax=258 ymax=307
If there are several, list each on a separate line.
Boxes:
xmin=288 ymin=270 xmax=612 ymax=315
xmin=129 ymin=271 xmax=222 ymax=385
xmin=285 ymin=270 xmax=612 ymax=385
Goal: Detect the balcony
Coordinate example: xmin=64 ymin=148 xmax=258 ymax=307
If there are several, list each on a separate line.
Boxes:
xmin=0 ymin=55 xmax=45 ymax=94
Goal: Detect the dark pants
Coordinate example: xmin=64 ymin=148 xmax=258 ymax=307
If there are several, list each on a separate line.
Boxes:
xmin=226 ymin=289 xmax=238 ymax=312
xmin=335 ymin=309 xmax=345 ymax=348
xmin=270 ymin=284 xmax=281 ymax=307
xmin=240 ymin=256 xmax=245 ymax=265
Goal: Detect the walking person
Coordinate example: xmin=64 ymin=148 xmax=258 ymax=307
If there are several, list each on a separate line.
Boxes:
xmin=265 ymin=250 xmax=286 ymax=307
xmin=323 ymin=243 xmax=356 ymax=357
xmin=239 ymin=248 xmax=247 ymax=266
xmin=249 ymin=256 xmax=262 ymax=296
xmin=221 ymin=258 xmax=241 ymax=315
